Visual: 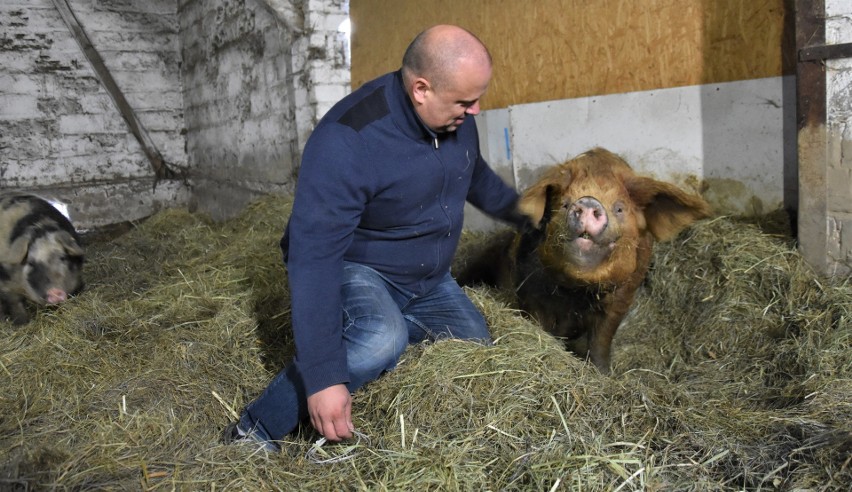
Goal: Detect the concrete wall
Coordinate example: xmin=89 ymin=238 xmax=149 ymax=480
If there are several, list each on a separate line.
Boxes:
xmin=511 ymin=76 xmax=796 ymax=216
xmin=180 ymin=0 xmax=350 ymax=221
xmin=467 ymin=76 xmax=796 ymax=231
xmin=0 ymin=0 xmax=189 ymax=229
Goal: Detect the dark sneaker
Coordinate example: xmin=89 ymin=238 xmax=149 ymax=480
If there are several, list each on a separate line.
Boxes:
xmin=222 ymin=421 xmax=280 ymax=452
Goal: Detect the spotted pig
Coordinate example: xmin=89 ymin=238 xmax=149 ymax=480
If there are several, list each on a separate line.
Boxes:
xmin=0 ymin=192 xmax=85 ymax=325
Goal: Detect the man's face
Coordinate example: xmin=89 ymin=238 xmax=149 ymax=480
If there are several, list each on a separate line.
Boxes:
xmin=413 ymin=59 xmax=492 ymax=133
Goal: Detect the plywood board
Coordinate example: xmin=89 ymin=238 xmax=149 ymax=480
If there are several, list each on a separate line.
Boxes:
xmin=350 ymin=0 xmax=791 ymax=109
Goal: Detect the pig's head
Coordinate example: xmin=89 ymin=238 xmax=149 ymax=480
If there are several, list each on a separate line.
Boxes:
xmin=518 ymin=148 xmax=711 ymax=286
xmin=20 ymin=230 xmax=85 ymax=306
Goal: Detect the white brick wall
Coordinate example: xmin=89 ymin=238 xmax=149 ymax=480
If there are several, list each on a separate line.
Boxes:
xmin=1 ymin=0 xmax=353 ymax=226
xmin=825 ymin=2 xmax=852 ymax=273
xmin=0 ymin=0 xmax=188 ymax=227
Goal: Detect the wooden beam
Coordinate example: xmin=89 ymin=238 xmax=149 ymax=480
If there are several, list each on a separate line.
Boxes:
xmin=799 ymin=42 xmax=852 ymax=62
xmin=795 ymin=0 xmax=829 ymax=273
xmin=51 ymin=0 xmax=180 ymax=184
xmin=796 ymin=0 xmax=826 ymax=130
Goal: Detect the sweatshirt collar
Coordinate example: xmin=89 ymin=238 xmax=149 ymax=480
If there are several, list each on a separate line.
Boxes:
xmin=389 ymin=70 xmax=439 ymax=144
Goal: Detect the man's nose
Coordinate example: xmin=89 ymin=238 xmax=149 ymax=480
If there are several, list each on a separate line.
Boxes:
xmin=465 ymin=101 xmax=481 ymax=115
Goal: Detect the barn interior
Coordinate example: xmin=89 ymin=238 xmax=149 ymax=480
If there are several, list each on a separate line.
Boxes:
xmin=1 ymin=0 xmax=851 ymax=490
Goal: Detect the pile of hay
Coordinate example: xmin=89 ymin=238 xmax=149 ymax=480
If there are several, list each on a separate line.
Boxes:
xmin=1 ymin=195 xmax=849 ymax=490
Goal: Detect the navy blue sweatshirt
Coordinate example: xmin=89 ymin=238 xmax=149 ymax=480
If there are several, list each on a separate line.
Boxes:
xmin=281 ymin=70 xmax=521 ymax=396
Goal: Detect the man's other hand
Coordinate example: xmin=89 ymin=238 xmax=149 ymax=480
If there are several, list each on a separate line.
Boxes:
xmin=307 ymin=383 xmax=354 ymax=441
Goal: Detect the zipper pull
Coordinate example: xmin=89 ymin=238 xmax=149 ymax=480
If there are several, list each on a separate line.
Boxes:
xmin=433 ymin=137 xmax=439 ymax=149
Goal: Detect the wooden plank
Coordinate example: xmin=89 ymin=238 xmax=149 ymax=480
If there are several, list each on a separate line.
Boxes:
xmin=795 ymin=0 xmax=826 ymax=134
xmin=795 ymin=0 xmax=828 ymax=272
xmin=796 ymin=0 xmax=825 ymax=130
xmin=799 ymin=42 xmax=852 ymax=62
xmin=350 ymin=0 xmax=790 ymax=109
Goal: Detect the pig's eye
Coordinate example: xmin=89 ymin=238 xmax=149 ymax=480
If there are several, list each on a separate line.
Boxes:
xmin=613 ymin=201 xmax=626 ymax=216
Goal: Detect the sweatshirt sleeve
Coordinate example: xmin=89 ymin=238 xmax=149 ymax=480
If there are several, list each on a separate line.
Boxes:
xmin=285 ymin=124 xmax=369 ymax=396
xmin=465 ymin=146 xmax=527 ymax=230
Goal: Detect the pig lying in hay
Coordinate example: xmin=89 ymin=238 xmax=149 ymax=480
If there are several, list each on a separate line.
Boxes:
xmin=0 ymin=192 xmax=85 ymax=325
xmin=458 ymin=148 xmax=711 ymax=373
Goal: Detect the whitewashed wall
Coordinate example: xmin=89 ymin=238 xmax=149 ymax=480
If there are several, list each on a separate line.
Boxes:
xmin=0 ymin=0 xmax=189 ymax=228
xmin=179 ymin=0 xmax=349 ymax=220
xmin=0 ymin=0 xmax=351 ymax=229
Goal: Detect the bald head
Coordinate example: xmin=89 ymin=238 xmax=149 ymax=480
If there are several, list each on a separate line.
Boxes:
xmin=401 ymin=25 xmax=493 ymax=133
xmin=401 ymin=25 xmax=492 ymax=91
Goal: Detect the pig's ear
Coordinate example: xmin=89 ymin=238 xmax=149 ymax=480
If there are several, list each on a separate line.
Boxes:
xmin=57 ymin=233 xmax=84 ymax=258
xmin=625 ymin=176 xmax=712 ymax=241
xmin=519 ymin=165 xmax=572 ymax=229
xmin=518 ymin=182 xmax=551 ymax=229
xmin=0 ymin=237 xmax=30 ymax=264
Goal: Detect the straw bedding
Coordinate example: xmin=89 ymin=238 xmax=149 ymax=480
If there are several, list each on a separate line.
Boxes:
xmin=0 ymin=195 xmax=849 ymax=491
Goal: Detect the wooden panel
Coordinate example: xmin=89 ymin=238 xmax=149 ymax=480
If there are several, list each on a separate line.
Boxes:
xmin=350 ymin=0 xmax=792 ymax=109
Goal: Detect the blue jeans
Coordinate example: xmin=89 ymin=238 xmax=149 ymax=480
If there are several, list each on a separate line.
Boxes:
xmin=239 ymin=262 xmax=490 ymax=444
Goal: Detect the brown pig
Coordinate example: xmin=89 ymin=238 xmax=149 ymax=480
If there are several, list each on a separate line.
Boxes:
xmin=457 ymin=148 xmax=711 ymax=373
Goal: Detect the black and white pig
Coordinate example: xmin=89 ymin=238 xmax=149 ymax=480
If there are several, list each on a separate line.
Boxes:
xmin=0 ymin=192 xmax=85 ymax=324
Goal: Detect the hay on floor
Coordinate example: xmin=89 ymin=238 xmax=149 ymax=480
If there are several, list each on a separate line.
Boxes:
xmin=0 ymin=195 xmax=849 ymax=491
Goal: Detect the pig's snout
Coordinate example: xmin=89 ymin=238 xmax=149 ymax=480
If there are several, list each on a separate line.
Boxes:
xmin=46 ymin=288 xmax=68 ymax=304
xmin=568 ymin=197 xmax=608 ymax=238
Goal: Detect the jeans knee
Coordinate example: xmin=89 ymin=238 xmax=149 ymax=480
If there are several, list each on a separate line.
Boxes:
xmin=345 ymin=317 xmax=408 ymax=388
xmin=375 ymin=324 xmax=408 ymax=365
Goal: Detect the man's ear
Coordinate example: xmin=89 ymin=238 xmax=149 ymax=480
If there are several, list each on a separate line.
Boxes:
xmin=411 ymin=77 xmax=431 ymax=105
